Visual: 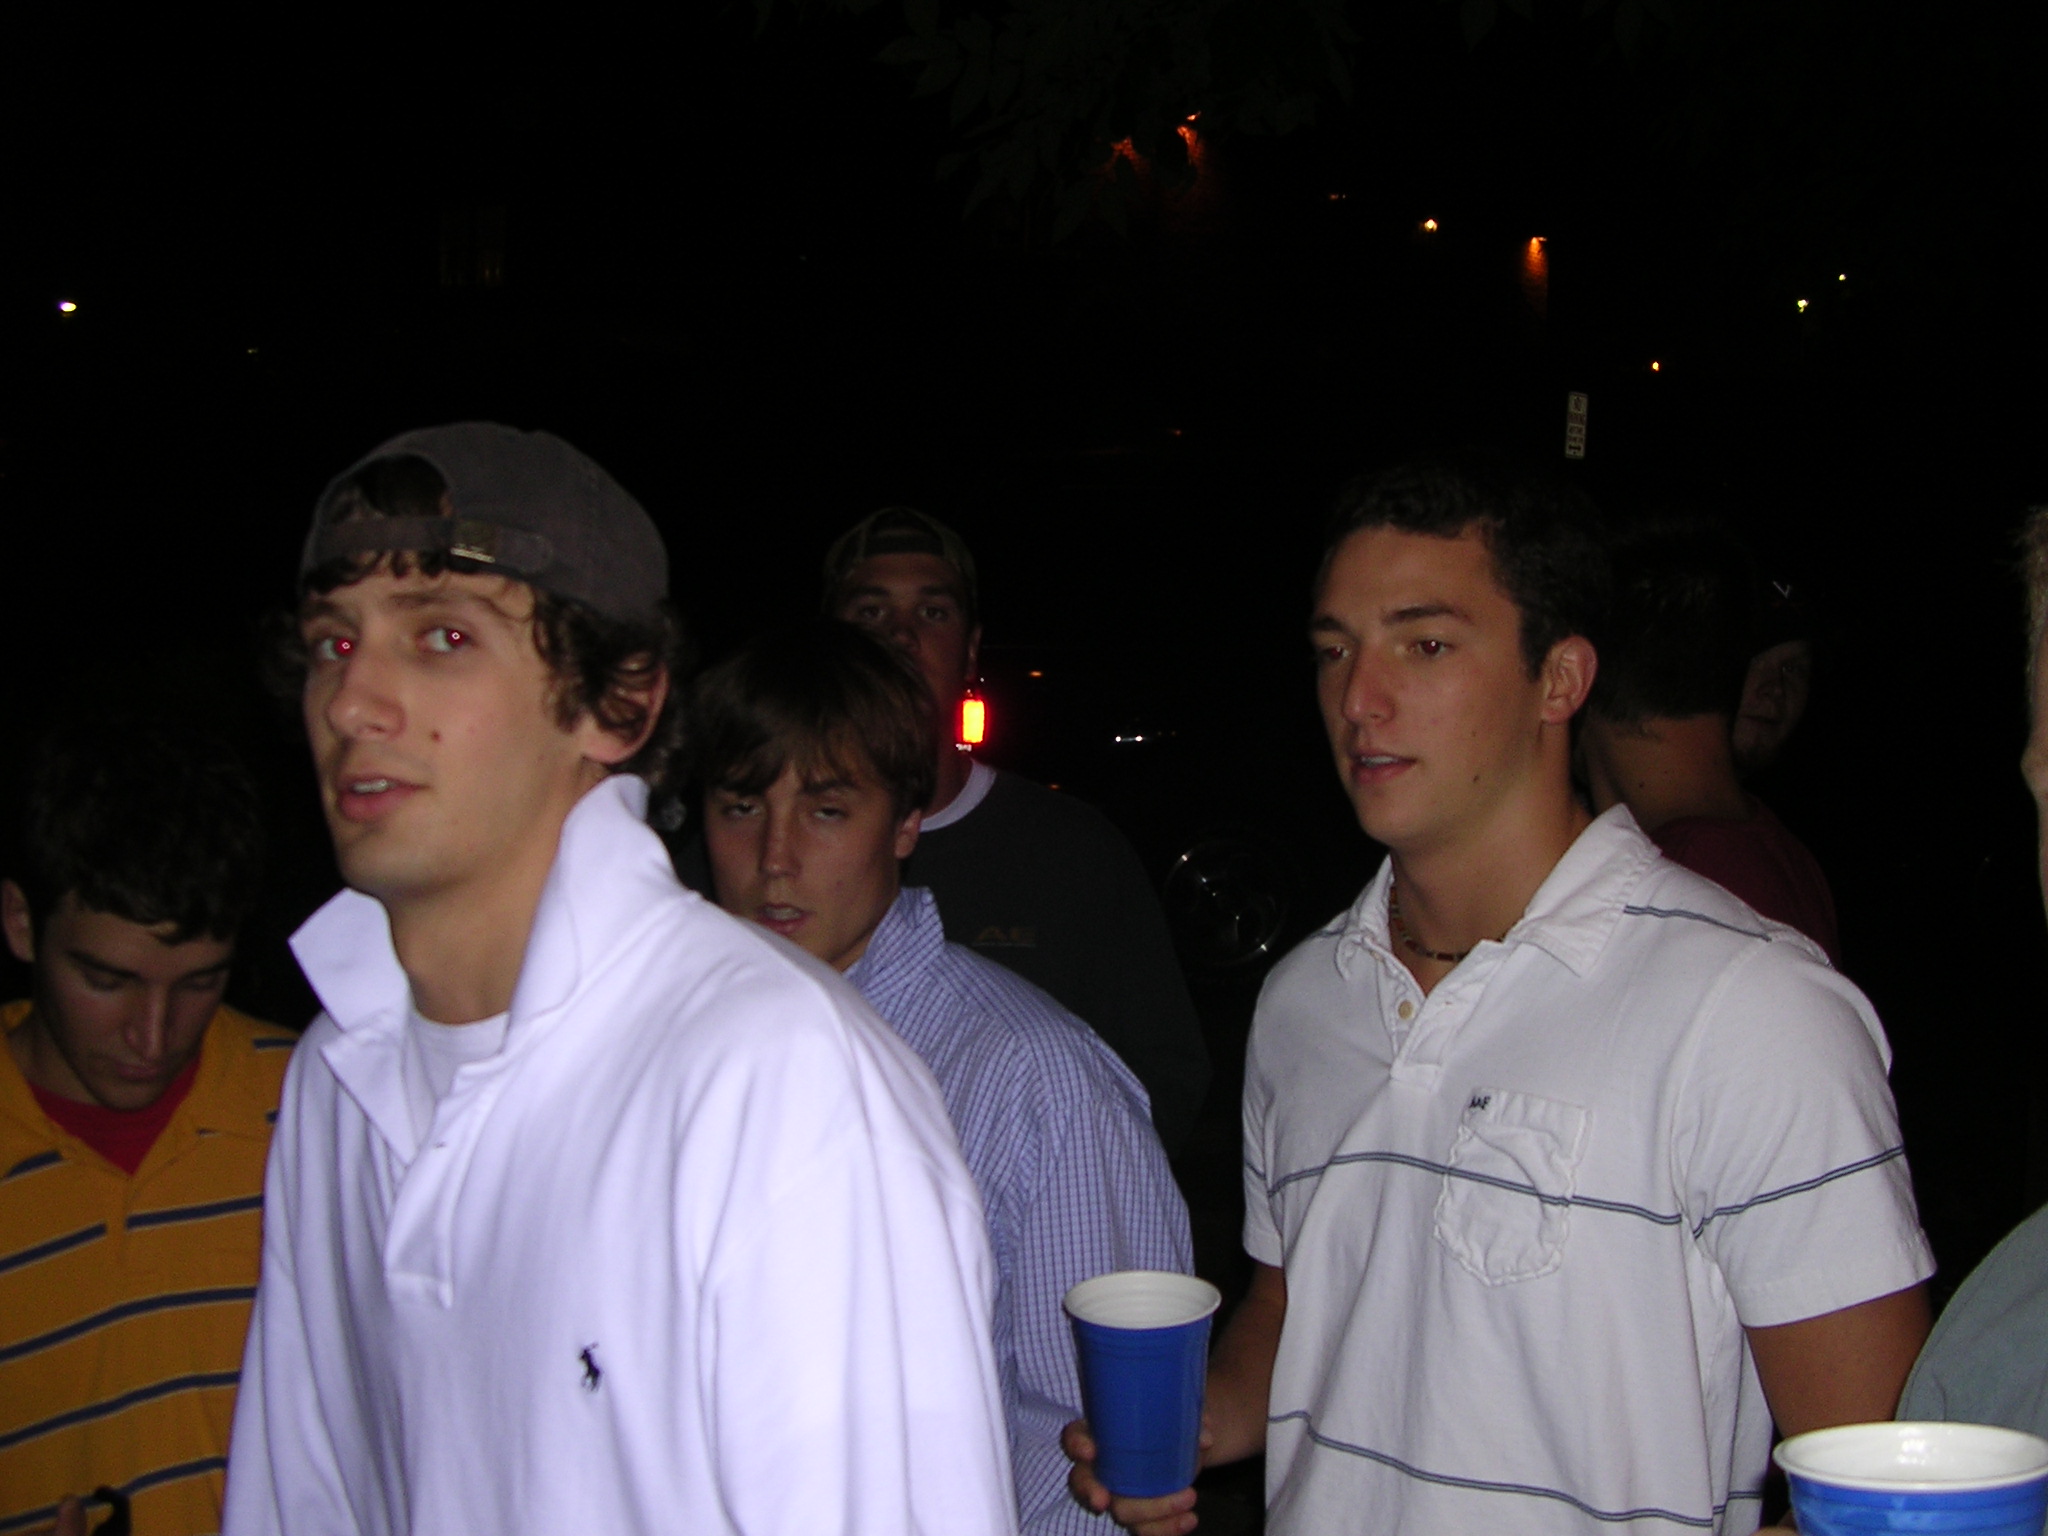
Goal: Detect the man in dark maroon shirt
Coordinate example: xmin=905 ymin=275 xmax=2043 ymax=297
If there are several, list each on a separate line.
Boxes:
xmin=1579 ymin=519 xmax=1841 ymax=964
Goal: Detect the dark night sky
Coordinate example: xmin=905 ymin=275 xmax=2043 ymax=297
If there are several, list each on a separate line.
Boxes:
xmin=3 ymin=1 xmax=2046 ymax=1277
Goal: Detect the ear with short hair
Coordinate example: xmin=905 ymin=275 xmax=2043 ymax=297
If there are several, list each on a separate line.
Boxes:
xmin=2 ymin=881 xmax=37 ymax=966
xmin=581 ymin=666 xmax=671 ymax=767
xmin=1541 ymin=636 xmax=1598 ymax=725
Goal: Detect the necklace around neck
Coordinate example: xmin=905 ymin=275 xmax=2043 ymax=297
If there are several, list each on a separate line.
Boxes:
xmin=1388 ymin=881 xmax=1474 ymax=964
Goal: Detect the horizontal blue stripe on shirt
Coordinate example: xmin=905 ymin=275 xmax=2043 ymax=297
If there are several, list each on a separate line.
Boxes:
xmin=1620 ymin=904 xmax=1773 ymax=943
xmin=0 ymin=1223 xmax=106 ymax=1278
xmin=1266 ymin=1144 xmax=1909 ymax=1237
xmin=1271 ymin=1408 xmax=1762 ymax=1529
xmin=1690 ymin=1145 xmax=1906 ymax=1237
xmin=0 ymin=1371 xmax=240 ymax=1452
xmin=0 ymin=1285 xmax=258 ymax=1366
xmin=127 ymin=1193 xmax=263 ymax=1230
xmin=1265 ymin=1149 xmax=1681 ymax=1225
xmin=2 ymin=1149 xmax=63 ymax=1183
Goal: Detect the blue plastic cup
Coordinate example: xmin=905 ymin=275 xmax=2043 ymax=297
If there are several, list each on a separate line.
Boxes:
xmin=1774 ymin=1422 xmax=2048 ymax=1535
xmin=1065 ymin=1270 xmax=1222 ymax=1498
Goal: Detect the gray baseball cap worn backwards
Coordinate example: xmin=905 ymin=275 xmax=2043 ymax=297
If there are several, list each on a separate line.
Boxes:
xmin=300 ymin=422 xmax=669 ymax=628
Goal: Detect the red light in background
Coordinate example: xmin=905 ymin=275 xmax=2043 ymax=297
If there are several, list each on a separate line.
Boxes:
xmin=958 ymin=691 xmax=987 ymax=747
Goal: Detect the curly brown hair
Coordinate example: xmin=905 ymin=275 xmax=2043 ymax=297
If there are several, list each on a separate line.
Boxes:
xmin=272 ymin=454 xmax=690 ymax=790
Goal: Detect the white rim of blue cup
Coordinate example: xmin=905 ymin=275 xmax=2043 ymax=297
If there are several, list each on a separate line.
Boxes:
xmin=1064 ymin=1271 xmax=1223 ymax=1329
xmin=1774 ymin=1422 xmax=2048 ymax=1494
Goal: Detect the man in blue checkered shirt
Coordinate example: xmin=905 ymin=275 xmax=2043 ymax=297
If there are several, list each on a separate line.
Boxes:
xmin=693 ymin=619 xmax=1194 ymax=1535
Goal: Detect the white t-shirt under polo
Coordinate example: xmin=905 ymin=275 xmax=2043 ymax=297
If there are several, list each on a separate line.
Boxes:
xmin=401 ymin=1006 xmax=507 ymax=1143
xmin=1243 ymin=807 xmax=1932 ymax=1536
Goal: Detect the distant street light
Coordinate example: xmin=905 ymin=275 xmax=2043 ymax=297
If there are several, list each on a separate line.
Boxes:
xmin=56 ymin=300 xmax=77 ymax=314
xmin=1796 ymin=298 xmax=1810 ymax=313
xmin=1650 ymin=360 xmax=1662 ymax=372
xmin=1421 ymin=218 xmax=1439 ymax=232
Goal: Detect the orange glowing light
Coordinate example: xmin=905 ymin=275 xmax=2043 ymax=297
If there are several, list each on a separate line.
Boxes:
xmin=958 ymin=692 xmax=987 ymax=747
xmin=1028 ymin=670 xmax=1044 ymax=679
xmin=1650 ymin=360 xmax=1662 ymax=372
xmin=1421 ymin=218 xmax=1439 ymax=233
xmin=1520 ymin=236 xmax=1550 ymax=320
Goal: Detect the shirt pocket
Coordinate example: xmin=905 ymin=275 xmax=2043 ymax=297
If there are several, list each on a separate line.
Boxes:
xmin=1433 ymin=1087 xmax=1589 ymax=1285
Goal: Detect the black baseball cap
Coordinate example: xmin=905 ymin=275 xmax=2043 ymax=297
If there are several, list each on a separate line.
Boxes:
xmin=821 ymin=506 xmax=979 ymax=619
xmin=300 ymin=422 xmax=668 ymax=628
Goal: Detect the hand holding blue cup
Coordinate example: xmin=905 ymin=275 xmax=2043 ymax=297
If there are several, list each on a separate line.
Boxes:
xmin=1065 ymin=1270 xmax=1222 ymax=1499
xmin=1774 ymin=1421 xmax=2048 ymax=1535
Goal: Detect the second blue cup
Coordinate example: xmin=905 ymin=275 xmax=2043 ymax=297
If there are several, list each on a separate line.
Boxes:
xmin=1775 ymin=1421 xmax=2048 ymax=1535
xmin=1065 ymin=1270 xmax=1223 ymax=1498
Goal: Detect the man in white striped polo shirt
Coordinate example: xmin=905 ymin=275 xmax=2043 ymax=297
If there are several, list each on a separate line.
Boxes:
xmin=1070 ymin=453 xmax=1933 ymax=1535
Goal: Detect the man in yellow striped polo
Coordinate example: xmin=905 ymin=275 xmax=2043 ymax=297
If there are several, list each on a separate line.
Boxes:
xmin=0 ymin=718 xmax=291 ymax=1536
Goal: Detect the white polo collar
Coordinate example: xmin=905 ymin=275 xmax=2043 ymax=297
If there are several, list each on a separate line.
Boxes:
xmin=295 ymin=775 xmax=658 ymax=1028
xmin=1336 ymin=806 xmax=1660 ymax=982
xmin=293 ymin=775 xmax=670 ymax=1161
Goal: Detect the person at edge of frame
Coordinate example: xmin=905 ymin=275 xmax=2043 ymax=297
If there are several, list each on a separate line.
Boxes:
xmin=1 ymin=717 xmax=289 ymax=1536
xmin=1753 ymin=504 xmax=2048 ymax=1532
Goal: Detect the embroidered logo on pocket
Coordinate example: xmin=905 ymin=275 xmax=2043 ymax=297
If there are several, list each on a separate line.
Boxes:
xmin=1433 ymin=1087 xmax=1589 ymax=1285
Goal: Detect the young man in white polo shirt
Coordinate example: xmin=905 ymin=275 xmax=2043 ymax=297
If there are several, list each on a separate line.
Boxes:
xmin=224 ymin=424 xmax=1015 ymax=1534
xmin=1070 ymin=454 xmax=1933 ymax=1535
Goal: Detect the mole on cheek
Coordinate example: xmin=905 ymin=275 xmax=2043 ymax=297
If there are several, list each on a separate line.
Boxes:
xmin=431 ymin=731 xmax=442 ymax=743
